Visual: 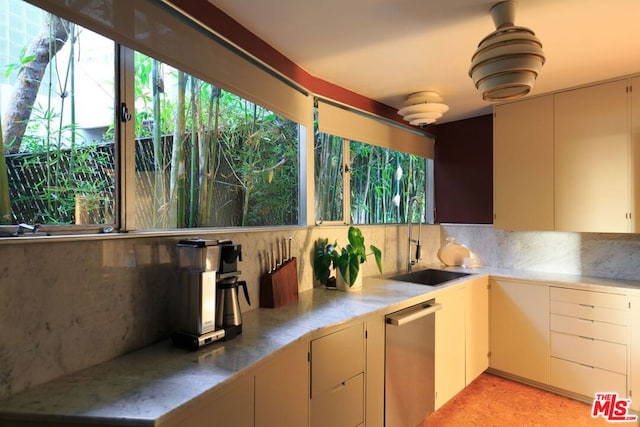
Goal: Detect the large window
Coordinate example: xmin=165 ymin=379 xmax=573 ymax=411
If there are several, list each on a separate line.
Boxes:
xmin=315 ymin=100 xmax=435 ymax=225
xmin=350 ymin=141 xmax=430 ymax=224
xmin=0 ymin=2 xmax=116 ymax=228
xmin=132 ymin=52 xmax=299 ymax=229
xmin=314 ymin=129 xmax=432 ymax=225
xmin=0 ymin=1 xmax=301 ymax=233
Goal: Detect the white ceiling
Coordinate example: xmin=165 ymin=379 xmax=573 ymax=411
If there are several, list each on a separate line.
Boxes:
xmin=208 ymin=0 xmax=640 ymax=124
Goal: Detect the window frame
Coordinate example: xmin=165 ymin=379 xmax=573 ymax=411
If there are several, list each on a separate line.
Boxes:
xmin=0 ymin=8 xmax=121 ymax=236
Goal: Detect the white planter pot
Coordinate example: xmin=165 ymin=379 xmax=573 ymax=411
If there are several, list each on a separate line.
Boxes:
xmin=336 ymin=270 xmax=362 ymax=292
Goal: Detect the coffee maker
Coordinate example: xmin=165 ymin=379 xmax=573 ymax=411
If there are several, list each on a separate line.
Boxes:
xmin=172 ymin=239 xmax=226 ymax=350
xmin=215 ymin=241 xmax=251 ymax=339
xmin=171 ymin=239 xmax=250 ymax=350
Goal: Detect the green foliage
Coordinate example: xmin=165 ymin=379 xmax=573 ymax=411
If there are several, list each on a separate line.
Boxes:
xmin=315 ymin=226 xmax=383 ymax=288
xmin=5 ymin=10 xmax=300 ymax=228
xmin=131 ymin=53 xmax=299 ymax=228
xmin=315 ymin=130 xmax=428 ymax=226
xmin=313 ymin=238 xmax=336 ymax=286
xmin=3 ymin=46 xmax=36 ymax=79
xmin=349 ymin=141 xmax=426 ymax=224
xmin=5 ymin=30 xmax=115 ymax=225
xmin=314 ymin=128 xmax=343 ymax=221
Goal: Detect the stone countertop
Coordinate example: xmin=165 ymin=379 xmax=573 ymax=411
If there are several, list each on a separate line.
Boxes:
xmin=461 ymin=265 xmax=640 ymax=292
xmin=0 ymin=266 xmax=638 ymax=425
xmin=0 ymin=275 xmax=444 ymax=425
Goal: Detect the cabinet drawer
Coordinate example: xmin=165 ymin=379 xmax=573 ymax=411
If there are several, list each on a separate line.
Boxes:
xmin=550 ymin=287 xmax=628 ymax=310
xmin=311 ymin=322 xmax=364 ymax=397
xmin=549 ymin=300 xmax=628 ymax=325
xmin=550 ymin=332 xmax=626 ymax=374
xmin=550 ymin=314 xmax=627 ymax=344
xmin=551 ymin=357 xmax=627 ymax=398
xmin=310 ymin=373 xmax=364 ymax=427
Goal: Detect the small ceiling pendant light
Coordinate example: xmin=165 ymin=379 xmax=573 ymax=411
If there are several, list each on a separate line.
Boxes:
xmin=398 ymin=91 xmax=449 ymax=127
xmin=469 ymin=0 xmax=545 ymax=101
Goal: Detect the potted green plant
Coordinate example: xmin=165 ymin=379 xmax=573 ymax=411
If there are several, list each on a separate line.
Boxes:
xmin=313 ymin=237 xmax=336 ymax=287
xmin=314 ymin=226 xmax=382 ymax=290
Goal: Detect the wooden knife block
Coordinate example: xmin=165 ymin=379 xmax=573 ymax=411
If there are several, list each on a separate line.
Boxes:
xmin=260 ymin=258 xmax=299 ymax=308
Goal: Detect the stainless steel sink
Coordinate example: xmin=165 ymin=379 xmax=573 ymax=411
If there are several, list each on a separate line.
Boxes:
xmin=389 ymin=269 xmax=471 ymax=286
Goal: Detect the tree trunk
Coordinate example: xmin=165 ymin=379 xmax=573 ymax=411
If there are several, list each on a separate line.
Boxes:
xmin=188 ymin=76 xmax=199 ymax=227
xmin=169 ymin=71 xmax=186 ymax=227
xmin=200 ymin=85 xmax=220 ymax=226
xmin=360 ymin=149 xmax=372 ymax=223
xmin=151 ymin=60 xmax=164 ymax=226
xmin=2 ymin=14 xmax=71 ymax=154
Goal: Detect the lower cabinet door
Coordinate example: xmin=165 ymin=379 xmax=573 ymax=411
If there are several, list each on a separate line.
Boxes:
xmin=550 ymin=357 xmax=627 ymax=398
xmin=171 ymin=372 xmax=255 ymax=427
xmin=631 ymin=295 xmax=640 ymax=411
xmin=490 ymin=279 xmax=550 ymax=384
xmin=310 ymin=323 xmax=365 ymax=398
xmin=255 ymin=340 xmax=309 ymax=427
xmin=435 ymin=286 xmax=466 ymax=410
xmin=466 ymin=276 xmax=489 ymax=385
xmin=310 ymin=373 xmax=364 ymax=427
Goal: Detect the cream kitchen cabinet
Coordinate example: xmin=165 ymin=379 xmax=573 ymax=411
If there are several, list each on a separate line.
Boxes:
xmin=549 ymin=287 xmax=628 ymax=399
xmin=433 ymin=275 xmax=489 ymax=410
xmin=465 ymin=275 xmax=490 ymax=384
xmin=631 ymin=76 xmax=640 ymax=232
xmin=489 ymin=278 xmax=550 ymax=384
xmin=171 ymin=371 xmax=255 ymax=427
xmin=493 ymin=95 xmax=554 ymax=231
xmin=631 ymin=294 xmax=640 ymax=412
xmin=255 ymin=339 xmax=308 ymax=427
xmin=309 ymin=322 xmax=365 ymax=427
xmin=494 ymin=77 xmax=640 ymax=233
xmin=554 ymin=78 xmax=631 ymax=232
xmin=363 ymin=314 xmax=385 ymax=427
xmin=172 ymin=338 xmax=308 ymax=427
xmin=434 ymin=285 xmax=466 ymax=410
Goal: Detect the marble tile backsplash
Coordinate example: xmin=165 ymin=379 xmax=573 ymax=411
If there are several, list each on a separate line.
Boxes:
xmin=441 ymin=224 xmax=640 ymax=281
xmin=0 ymin=224 xmax=440 ymax=399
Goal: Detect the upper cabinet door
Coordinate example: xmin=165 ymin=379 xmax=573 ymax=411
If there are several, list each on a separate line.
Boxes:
xmin=631 ymin=77 xmax=640 ymax=232
xmin=554 ymin=79 xmax=631 ymax=232
xmin=494 ymin=95 xmax=554 ymax=230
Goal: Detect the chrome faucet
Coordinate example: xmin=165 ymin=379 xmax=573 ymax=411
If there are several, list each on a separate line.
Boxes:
xmin=407 ymin=197 xmax=423 ymax=272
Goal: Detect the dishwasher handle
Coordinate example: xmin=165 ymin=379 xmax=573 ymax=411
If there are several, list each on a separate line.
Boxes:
xmin=386 ymin=303 xmax=442 ymax=327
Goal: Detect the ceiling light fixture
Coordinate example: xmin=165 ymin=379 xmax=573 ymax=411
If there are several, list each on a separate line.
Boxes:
xmin=398 ymin=91 xmax=449 ymax=127
xmin=469 ymin=0 xmax=545 ymax=102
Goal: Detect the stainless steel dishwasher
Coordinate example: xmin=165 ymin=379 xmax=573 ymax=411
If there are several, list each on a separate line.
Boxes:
xmin=385 ymin=298 xmax=441 ymax=427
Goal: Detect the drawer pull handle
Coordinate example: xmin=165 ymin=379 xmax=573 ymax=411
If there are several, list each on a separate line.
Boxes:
xmin=331 ymin=382 xmax=347 ymax=393
xmin=579 ymin=335 xmax=595 ymax=341
xmin=579 ymin=304 xmax=595 ymax=308
xmin=578 ymin=363 xmax=595 ymax=369
xmin=578 ymin=317 xmax=594 ymax=322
